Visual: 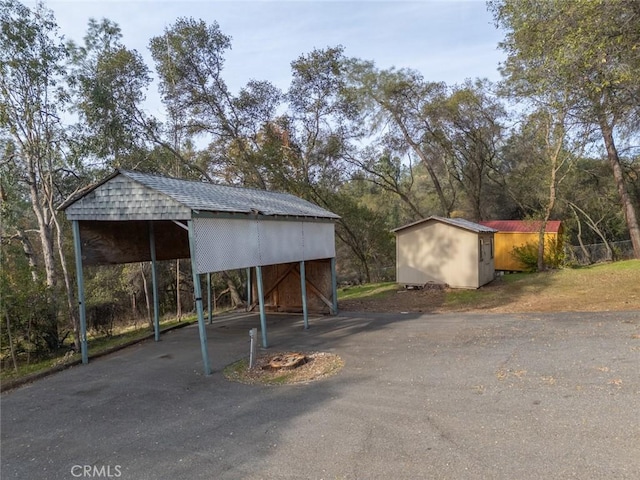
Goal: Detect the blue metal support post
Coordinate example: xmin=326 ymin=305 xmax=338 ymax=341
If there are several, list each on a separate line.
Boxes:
xmin=149 ymin=222 xmax=160 ymax=341
xmin=207 ymin=272 xmax=212 ymax=324
xmin=187 ymin=221 xmax=212 ymax=375
xmin=255 ymin=265 xmax=268 ymax=348
xmin=300 ymin=261 xmax=309 ymax=329
xmin=330 ymin=257 xmax=338 ymax=315
xmin=246 ymin=267 xmax=252 ymax=308
xmin=71 ymin=221 xmax=88 ymax=364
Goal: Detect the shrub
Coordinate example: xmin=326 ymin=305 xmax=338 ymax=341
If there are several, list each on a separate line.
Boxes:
xmin=511 ymin=238 xmax=565 ymax=272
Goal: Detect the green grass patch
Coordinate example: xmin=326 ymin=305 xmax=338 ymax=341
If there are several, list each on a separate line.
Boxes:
xmin=338 ymin=282 xmax=397 ymax=300
xmin=223 ymin=358 xmax=295 ymax=385
xmin=223 ymin=357 xmax=249 ymax=377
xmin=443 ymin=289 xmax=486 ymax=307
xmin=1 ymin=315 xmax=199 ymax=384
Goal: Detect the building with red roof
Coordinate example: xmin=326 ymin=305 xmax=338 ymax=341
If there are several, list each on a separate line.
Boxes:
xmin=478 ymin=220 xmax=564 ymax=271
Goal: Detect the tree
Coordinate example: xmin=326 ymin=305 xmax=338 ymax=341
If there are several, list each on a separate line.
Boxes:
xmin=489 ymin=0 xmax=640 ymax=258
xmin=67 ymin=18 xmax=154 ymax=171
xmin=149 ymin=18 xmax=282 ymax=185
xmin=286 ymin=46 xmax=389 ymax=282
xmin=0 ymin=0 xmax=81 ymax=350
xmin=501 ymin=102 xmax=584 ymax=270
xmin=1 ymin=0 xmax=66 ymax=288
xmin=435 ymin=80 xmax=506 ymax=220
xmin=349 ymin=64 xmax=454 ymax=216
xmin=348 ymin=145 xmax=425 ymax=220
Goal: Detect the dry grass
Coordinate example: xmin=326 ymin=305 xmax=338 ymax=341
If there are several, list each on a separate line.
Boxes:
xmin=339 ymin=260 xmax=640 ymax=314
xmin=223 ymin=352 xmax=344 ymax=385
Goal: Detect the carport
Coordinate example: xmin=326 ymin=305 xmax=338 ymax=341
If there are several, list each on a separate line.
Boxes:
xmin=59 ymin=170 xmax=340 ymax=375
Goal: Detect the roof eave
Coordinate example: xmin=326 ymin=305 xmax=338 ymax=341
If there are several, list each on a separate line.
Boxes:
xmin=57 ymin=170 xmax=121 ymax=211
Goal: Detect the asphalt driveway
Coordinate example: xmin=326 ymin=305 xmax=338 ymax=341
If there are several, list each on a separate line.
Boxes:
xmin=2 ymin=310 xmax=639 ymax=479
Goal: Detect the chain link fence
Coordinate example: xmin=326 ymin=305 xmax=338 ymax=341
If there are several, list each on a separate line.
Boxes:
xmin=565 ymin=240 xmax=634 ymax=265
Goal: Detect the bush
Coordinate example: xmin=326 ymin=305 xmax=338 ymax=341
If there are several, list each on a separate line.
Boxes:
xmin=511 ymin=243 xmax=539 ymax=272
xmin=511 ymin=238 xmax=565 ymax=272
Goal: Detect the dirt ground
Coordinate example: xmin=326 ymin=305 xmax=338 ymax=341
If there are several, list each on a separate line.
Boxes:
xmin=224 ymin=351 xmax=344 ymax=385
xmin=338 ymin=273 xmax=640 ymax=314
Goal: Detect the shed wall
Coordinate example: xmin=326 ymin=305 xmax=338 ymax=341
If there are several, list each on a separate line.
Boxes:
xmin=396 ymin=222 xmax=486 ymax=289
xmin=256 ymin=259 xmax=333 ymax=314
xmin=494 ymin=232 xmax=561 ymax=271
xmin=478 ymin=233 xmax=495 ymax=286
xmin=78 ymin=220 xmax=190 ymax=265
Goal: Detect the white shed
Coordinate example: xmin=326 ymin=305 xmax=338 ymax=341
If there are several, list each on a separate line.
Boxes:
xmin=392 ymin=216 xmax=497 ymax=289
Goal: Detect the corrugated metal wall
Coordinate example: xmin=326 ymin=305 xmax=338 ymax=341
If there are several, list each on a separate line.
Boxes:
xmin=193 ymin=218 xmax=335 ymax=274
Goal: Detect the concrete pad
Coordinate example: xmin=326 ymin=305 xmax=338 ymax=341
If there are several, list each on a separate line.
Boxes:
xmin=2 ymin=311 xmax=640 ymax=479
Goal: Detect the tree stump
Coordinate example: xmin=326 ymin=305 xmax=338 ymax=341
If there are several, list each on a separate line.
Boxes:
xmin=264 ymin=352 xmax=307 ymax=370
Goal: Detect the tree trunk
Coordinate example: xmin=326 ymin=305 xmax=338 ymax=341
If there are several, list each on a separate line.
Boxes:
xmin=569 ymin=205 xmax=591 ymax=264
xmin=537 ymin=227 xmax=546 ymax=272
xmin=568 ymin=202 xmax=613 ymax=262
xmin=5 ymin=312 xmax=19 ymax=372
xmin=599 ymin=119 xmax=640 ymax=259
xmin=140 ymin=263 xmax=152 ymax=328
xmin=51 ymin=210 xmax=81 ymax=351
xmin=176 ymin=259 xmax=182 ymax=320
xmin=221 ymin=271 xmax=243 ymax=307
xmin=14 ymin=229 xmax=39 ymax=283
xmin=389 ymin=110 xmax=451 ymax=216
xmin=27 ymin=167 xmax=57 ymax=287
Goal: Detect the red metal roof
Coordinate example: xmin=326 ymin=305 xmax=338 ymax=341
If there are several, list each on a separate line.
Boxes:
xmin=478 ymin=220 xmax=562 ymax=233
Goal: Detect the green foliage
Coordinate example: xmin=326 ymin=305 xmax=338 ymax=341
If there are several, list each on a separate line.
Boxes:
xmin=489 ymin=0 xmax=640 ymax=259
xmin=0 ymin=242 xmax=60 ymax=361
xmin=67 ymin=17 xmax=153 ymax=167
xmin=511 ymin=238 xmax=565 ymax=273
xmin=338 ymin=282 xmax=396 ymax=300
xmin=3 ymin=1 xmax=640 ymax=378
xmin=510 ymin=243 xmax=539 ymax=273
xmin=545 ymin=237 xmax=566 ymax=269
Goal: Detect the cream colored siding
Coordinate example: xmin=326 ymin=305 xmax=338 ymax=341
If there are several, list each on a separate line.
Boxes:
xmin=478 ymin=234 xmax=495 ymax=286
xmin=396 ymin=221 xmax=494 ymax=288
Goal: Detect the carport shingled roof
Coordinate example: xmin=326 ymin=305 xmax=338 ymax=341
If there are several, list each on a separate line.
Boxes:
xmin=60 ymin=170 xmax=340 ymax=219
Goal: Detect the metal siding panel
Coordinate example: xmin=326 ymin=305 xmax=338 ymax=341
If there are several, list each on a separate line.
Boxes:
xmin=192 ymin=218 xmax=335 ymax=273
xmin=193 ymin=218 xmax=260 ymax=273
xmin=257 ymin=220 xmax=304 ymax=265
xmin=303 ymin=222 xmax=335 ymax=260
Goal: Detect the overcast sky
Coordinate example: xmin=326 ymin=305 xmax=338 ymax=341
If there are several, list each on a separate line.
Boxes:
xmin=34 ymin=0 xmax=505 ymax=115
